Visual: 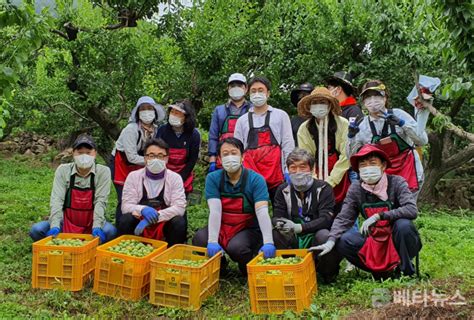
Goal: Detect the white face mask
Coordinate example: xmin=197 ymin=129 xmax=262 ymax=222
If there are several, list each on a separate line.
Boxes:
xmin=221 ymin=155 xmax=241 ymax=173
xmin=74 ymin=154 xmax=95 ymax=169
xmin=290 ymin=172 xmax=314 ymax=192
xmin=359 ymin=166 xmax=383 ymax=184
xmin=147 ymin=159 xmax=166 ymax=174
xmin=364 ymin=96 xmax=385 ymax=114
xmin=250 ymin=92 xmax=267 ymax=107
xmin=168 ymin=114 xmax=183 ymax=127
xmin=228 ymin=87 xmax=245 ymax=101
xmin=139 ymin=110 xmax=155 ymax=124
xmin=310 ymin=104 xmax=329 ymax=119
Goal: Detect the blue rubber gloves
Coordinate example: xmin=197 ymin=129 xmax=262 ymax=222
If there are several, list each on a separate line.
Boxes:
xmin=284 ymin=172 xmax=291 ymax=184
xmin=348 ymin=121 xmax=360 ymax=138
xmin=209 ymin=162 xmax=217 ymax=173
xmin=134 ymin=219 xmax=150 ymax=236
xmin=47 ymin=227 xmax=60 ymax=238
xmin=92 ymin=228 xmax=106 ymax=244
xmin=259 ymin=243 xmax=276 ymax=258
xmin=207 ymin=242 xmax=224 ymax=257
xmin=141 ymin=206 xmax=159 ymax=224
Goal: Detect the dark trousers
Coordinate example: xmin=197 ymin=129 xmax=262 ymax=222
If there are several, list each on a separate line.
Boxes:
xmin=268 ymin=186 xmax=278 ymax=207
xmin=273 ymin=229 xmax=342 ymax=280
xmin=192 ymin=226 xmax=263 ymax=275
xmin=118 ymin=213 xmax=188 ymax=247
xmin=109 ymin=155 xmax=123 ymax=227
xmin=336 ymin=218 xmax=422 ymax=276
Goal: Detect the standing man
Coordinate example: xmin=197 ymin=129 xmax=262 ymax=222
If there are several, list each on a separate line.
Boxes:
xmin=234 ymin=76 xmax=295 ymax=203
xmin=290 ymin=83 xmax=314 ymax=145
xmin=193 ymin=138 xmax=275 ymax=275
xmin=208 ymin=73 xmax=251 ymax=172
xmin=30 ymin=134 xmax=117 ymax=243
xmin=325 ymin=71 xmax=363 ymax=120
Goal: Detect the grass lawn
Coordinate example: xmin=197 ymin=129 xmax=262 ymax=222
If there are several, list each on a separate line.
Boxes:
xmin=0 ymin=154 xmax=472 ymax=319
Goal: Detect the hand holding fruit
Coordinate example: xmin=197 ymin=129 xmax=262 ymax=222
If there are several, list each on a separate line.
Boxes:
xmin=259 ymin=243 xmax=276 ymax=258
xmin=308 ymin=240 xmax=335 ymax=257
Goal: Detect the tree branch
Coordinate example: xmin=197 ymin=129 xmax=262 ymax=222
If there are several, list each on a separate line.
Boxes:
xmin=443 ymin=143 xmax=474 ymax=171
xmin=51 ymin=29 xmax=69 ymax=40
xmin=413 ymin=71 xmax=474 ymax=143
xmin=50 ymin=102 xmax=92 ymax=122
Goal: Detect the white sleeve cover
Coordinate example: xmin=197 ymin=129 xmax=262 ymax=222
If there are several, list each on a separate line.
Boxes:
xmin=255 ymin=205 xmax=274 ymax=244
xmin=207 ymin=198 xmax=222 ymax=243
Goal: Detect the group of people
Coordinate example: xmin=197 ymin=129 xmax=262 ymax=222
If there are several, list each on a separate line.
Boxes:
xmin=30 ymin=70 xmax=437 ymax=283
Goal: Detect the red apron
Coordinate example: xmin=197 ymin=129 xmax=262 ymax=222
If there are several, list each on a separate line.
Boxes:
xmin=63 ymin=173 xmax=94 ymax=234
xmin=140 ymin=183 xmax=168 ymax=240
xmin=216 ymin=113 xmax=240 ymax=168
xmin=314 ymin=141 xmax=350 ymax=204
xmin=242 ymin=111 xmax=284 ymax=190
xmin=358 ymin=192 xmax=400 ymax=272
xmin=167 ymin=147 xmax=193 ymax=194
xmin=369 ymin=110 xmax=419 ymax=191
xmin=218 ymin=169 xmax=256 ymax=249
xmin=113 ymin=130 xmax=144 ymax=185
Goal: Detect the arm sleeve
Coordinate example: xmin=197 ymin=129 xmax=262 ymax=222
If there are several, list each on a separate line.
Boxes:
xmin=49 ymin=165 xmax=68 ymax=229
xmin=272 ymin=186 xmax=289 ymax=219
xmin=205 ymin=173 xmax=220 ymax=200
xmin=121 ymin=173 xmax=146 ymax=215
xmin=279 ymin=111 xmax=295 ymax=170
xmin=297 ymin=122 xmax=316 ymax=156
xmin=208 ymin=108 xmax=220 ymax=156
xmin=301 ymin=184 xmax=335 ymax=234
xmin=207 ymin=198 xmax=222 ymax=243
xmin=158 ymin=175 xmax=187 ymax=221
xmin=255 ymin=203 xmax=273 ymax=244
xmin=122 ymin=125 xmax=145 ymax=165
xmin=251 ymin=173 xmax=270 ymax=203
xmin=326 ymin=120 xmax=350 ymax=187
xmin=179 ymin=130 xmax=201 ymax=181
xmin=233 ymin=117 xmax=247 ymax=148
xmin=397 ymin=109 xmax=428 ymax=146
xmin=384 ymin=177 xmax=418 ymax=220
xmin=328 ymin=183 xmax=360 ymax=242
xmin=92 ymin=167 xmax=111 ymax=229
xmin=414 ymin=108 xmax=430 ymax=138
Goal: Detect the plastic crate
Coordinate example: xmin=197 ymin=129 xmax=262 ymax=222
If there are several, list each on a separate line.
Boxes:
xmin=93 ymin=235 xmax=167 ymax=301
xmin=32 ymin=233 xmax=99 ymax=291
xmin=247 ymin=249 xmax=317 ymax=314
xmin=149 ymin=244 xmax=222 ymax=310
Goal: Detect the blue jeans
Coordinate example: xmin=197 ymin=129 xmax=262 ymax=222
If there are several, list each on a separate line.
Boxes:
xmin=29 ymin=221 xmax=117 ymax=243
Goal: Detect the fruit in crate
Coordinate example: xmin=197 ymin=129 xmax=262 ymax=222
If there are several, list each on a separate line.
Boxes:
xmin=46 ymin=238 xmax=88 ymax=247
xmin=167 ymin=259 xmax=207 ymax=267
xmin=107 ymin=239 xmax=154 ymax=257
xmin=256 ymin=256 xmax=303 ymax=265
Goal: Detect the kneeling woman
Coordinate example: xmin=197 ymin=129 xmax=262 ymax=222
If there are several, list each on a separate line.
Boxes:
xmin=156 ymin=100 xmax=200 ymax=196
xmin=118 ymin=139 xmax=187 ymax=247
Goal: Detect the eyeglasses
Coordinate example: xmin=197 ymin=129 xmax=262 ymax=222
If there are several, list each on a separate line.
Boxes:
xmin=145 ymin=153 xmax=168 ymax=160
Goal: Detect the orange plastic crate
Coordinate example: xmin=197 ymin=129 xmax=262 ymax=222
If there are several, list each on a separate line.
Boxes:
xmin=247 ymin=249 xmax=317 ymax=314
xmin=93 ymin=235 xmax=167 ymax=301
xmin=149 ymin=244 xmax=222 ymax=310
xmin=32 ymin=233 xmax=99 ymax=291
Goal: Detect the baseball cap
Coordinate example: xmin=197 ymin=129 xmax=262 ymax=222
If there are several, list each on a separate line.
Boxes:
xmin=73 ymin=134 xmax=96 ymax=150
xmin=228 ymin=73 xmax=247 ymax=84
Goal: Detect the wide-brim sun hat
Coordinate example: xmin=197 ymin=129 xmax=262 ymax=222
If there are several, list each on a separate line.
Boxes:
xmin=350 ymin=144 xmax=392 ymax=172
xmin=297 ymin=87 xmax=341 ymax=118
xmin=324 ymin=71 xmax=357 ymax=96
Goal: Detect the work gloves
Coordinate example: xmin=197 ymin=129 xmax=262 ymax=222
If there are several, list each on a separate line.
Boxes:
xmin=47 ymin=227 xmax=60 ymax=238
xmin=360 ymin=214 xmax=381 ymax=236
xmin=284 ymin=172 xmax=291 ymax=184
xmin=259 ymin=243 xmax=276 ymax=258
xmin=92 ymin=227 xmax=106 ymax=244
xmin=207 ymin=242 xmax=224 ymax=257
xmin=383 ymin=112 xmax=405 ymax=127
xmin=308 ymin=240 xmax=335 ymax=257
xmin=134 ymin=219 xmax=150 ymax=236
xmin=275 ymin=217 xmax=303 ymax=234
xmin=348 ymin=121 xmax=360 ymax=138
xmin=208 ymin=162 xmax=217 ymax=173
xmin=141 ymin=206 xmax=159 ymax=224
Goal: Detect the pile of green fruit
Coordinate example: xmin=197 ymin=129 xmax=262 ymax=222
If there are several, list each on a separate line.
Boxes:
xmin=46 ymin=238 xmax=87 ymax=247
xmin=257 ymin=256 xmax=303 ymax=265
xmin=108 ymin=239 xmax=155 ymax=257
xmin=167 ymin=259 xmax=207 ymax=267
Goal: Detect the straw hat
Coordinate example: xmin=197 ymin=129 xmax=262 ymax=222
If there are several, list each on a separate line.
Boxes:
xmin=297 ymin=87 xmax=341 ymax=118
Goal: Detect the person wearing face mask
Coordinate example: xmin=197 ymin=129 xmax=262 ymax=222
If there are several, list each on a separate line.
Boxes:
xmin=347 ymin=80 xmax=429 ymax=198
xmin=110 ymin=96 xmax=166 ymax=226
xmin=156 ymin=100 xmax=200 ymax=196
xmin=289 ymin=83 xmax=314 ymax=145
xmin=272 ymin=148 xmax=341 ymax=283
xmin=118 ymin=139 xmax=187 ymax=246
xmin=297 ymin=87 xmax=350 ymax=213
xmin=324 ymin=71 xmax=363 ymax=120
xmin=30 ymin=134 xmax=117 ymax=243
xmin=234 ymin=76 xmax=295 ymax=203
xmin=310 ymin=144 xmax=422 ymax=279
xmin=208 ymin=73 xmax=251 ymax=172
xmin=192 ymin=138 xmax=275 ymax=275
